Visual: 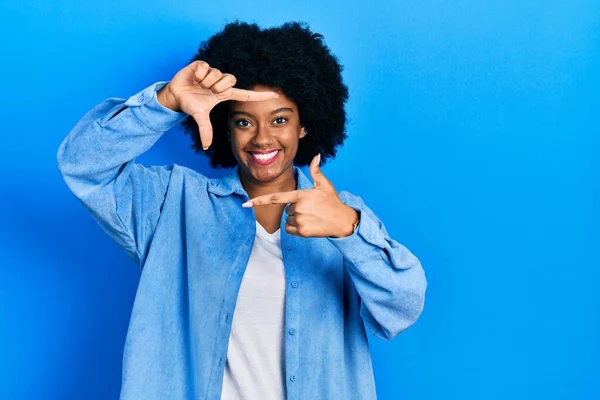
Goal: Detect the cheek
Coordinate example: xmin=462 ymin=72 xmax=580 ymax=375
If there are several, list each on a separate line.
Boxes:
xmin=283 ymin=128 xmax=302 ymax=146
xmin=230 ymin=133 xmax=248 ymax=150
xmin=228 ymin=136 xmax=248 ymax=164
xmin=282 ymin=134 xmax=299 ymax=150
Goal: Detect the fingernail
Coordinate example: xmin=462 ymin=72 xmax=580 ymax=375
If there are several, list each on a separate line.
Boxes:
xmin=203 ymin=146 xmax=209 ymax=150
xmin=242 ymin=201 xmax=253 ymax=208
xmin=318 ymin=153 xmax=321 ymax=166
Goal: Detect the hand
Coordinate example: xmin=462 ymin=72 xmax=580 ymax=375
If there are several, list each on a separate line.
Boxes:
xmin=242 ymin=154 xmax=360 ymax=238
xmin=157 ymin=60 xmax=278 ymax=149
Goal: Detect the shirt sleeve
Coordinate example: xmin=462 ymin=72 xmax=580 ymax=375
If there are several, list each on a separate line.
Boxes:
xmin=56 ymin=81 xmax=188 ymax=265
xmin=328 ymin=191 xmax=427 ymax=341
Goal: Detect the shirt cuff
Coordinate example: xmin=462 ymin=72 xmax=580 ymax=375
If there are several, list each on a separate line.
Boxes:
xmin=327 ymin=206 xmax=387 ymax=264
xmin=123 ymin=81 xmax=188 ymax=132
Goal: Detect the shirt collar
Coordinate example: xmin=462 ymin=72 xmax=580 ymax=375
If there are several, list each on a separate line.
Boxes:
xmin=208 ymin=165 xmax=313 ymax=198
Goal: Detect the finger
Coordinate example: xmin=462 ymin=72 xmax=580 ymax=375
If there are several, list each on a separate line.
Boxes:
xmin=285 ymin=224 xmax=300 ymax=237
xmin=285 ymin=203 xmax=295 ymax=216
xmin=192 ymin=61 xmax=210 ymax=83
xmin=309 ymin=153 xmax=332 ymax=190
xmin=229 ymin=88 xmax=279 ymax=102
xmin=242 ymin=190 xmax=301 ymax=208
xmin=286 ymin=215 xmax=297 ymax=227
xmin=190 ymin=109 xmax=213 ymax=150
xmin=199 ymin=68 xmax=223 ymax=89
xmin=211 ymin=74 xmax=237 ymax=94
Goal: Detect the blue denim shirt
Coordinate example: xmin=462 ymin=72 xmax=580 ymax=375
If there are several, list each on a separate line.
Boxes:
xmin=56 ymin=82 xmax=427 ymax=400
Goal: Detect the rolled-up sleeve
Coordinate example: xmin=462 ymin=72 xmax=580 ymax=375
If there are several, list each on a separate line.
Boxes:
xmin=56 ymin=82 xmax=188 ymax=265
xmin=328 ymin=191 xmax=427 ymax=340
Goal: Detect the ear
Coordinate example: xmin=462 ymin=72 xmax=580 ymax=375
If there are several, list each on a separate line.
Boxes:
xmin=299 ymin=126 xmax=307 ymax=139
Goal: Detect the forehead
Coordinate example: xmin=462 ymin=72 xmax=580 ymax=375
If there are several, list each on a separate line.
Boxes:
xmin=228 ymin=85 xmax=298 ymax=115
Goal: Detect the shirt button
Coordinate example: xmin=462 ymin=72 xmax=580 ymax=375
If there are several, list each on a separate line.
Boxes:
xmin=137 ymin=94 xmax=145 ymax=103
xmin=288 ymin=328 xmax=296 ymax=335
xmin=289 ymin=375 xmax=296 ymax=382
xmin=290 ymin=281 xmax=299 ymax=288
xmin=285 ymin=244 xmax=292 ymax=251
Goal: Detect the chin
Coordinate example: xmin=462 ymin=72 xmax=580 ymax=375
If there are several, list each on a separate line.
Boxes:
xmin=242 ymin=159 xmax=292 ymax=183
xmin=248 ymin=165 xmax=284 ymax=182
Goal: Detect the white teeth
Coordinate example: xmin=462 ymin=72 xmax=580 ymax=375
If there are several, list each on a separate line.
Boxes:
xmin=252 ymin=150 xmax=278 ymax=161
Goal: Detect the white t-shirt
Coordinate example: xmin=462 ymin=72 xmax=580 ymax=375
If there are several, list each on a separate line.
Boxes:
xmin=220 ymin=221 xmax=286 ymax=400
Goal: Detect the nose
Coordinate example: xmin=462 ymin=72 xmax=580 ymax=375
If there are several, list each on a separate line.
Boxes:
xmin=251 ymin=124 xmax=273 ymax=147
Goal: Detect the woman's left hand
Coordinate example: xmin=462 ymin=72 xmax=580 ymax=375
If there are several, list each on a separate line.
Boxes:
xmin=242 ymin=154 xmax=360 ymax=238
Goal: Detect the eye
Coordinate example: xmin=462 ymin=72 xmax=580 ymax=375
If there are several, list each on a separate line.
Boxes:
xmin=234 ymin=119 xmax=252 ymax=128
xmin=273 ymin=116 xmax=288 ymax=125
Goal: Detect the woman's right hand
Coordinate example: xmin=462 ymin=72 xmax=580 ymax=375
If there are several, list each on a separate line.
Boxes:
xmin=157 ymin=60 xmax=278 ymax=149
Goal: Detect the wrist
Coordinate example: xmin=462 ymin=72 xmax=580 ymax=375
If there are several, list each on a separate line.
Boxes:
xmin=157 ymin=84 xmax=180 ymax=112
xmin=332 ymin=206 xmax=360 ymax=238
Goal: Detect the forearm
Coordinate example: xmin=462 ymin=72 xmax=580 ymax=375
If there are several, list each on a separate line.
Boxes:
xmin=328 ymin=193 xmax=427 ymax=340
xmin=56 ymin=82 xmax=188 ymax=263
xmin=340 ymin=240 xmax=426 ymax=340
xmin=56 ymin=81 xmax=186 ymax=197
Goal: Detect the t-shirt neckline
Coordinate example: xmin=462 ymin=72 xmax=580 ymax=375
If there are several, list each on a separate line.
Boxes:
xmin=255 ymin=221 xmax=281 ymax=244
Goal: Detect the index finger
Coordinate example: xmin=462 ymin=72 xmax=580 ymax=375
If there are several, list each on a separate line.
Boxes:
xmin=229 ymin=88 xmax=279 ymax=102
xmin=242 ymin=190 xmax=301 ymax=208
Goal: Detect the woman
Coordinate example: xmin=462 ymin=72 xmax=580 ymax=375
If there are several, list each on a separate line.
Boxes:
xmin=57 ymin=21 xmax=427 ymax=400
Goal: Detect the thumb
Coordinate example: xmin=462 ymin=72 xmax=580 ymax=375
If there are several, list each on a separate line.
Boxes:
xmin=309 ymin=153 xmax=332 ymax=190
xmin=190 ymin=109 xmax=213 ymax=150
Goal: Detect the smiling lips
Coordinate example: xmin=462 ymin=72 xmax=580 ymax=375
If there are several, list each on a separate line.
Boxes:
xmin=248 ymin=150 xmax=281 ymax=165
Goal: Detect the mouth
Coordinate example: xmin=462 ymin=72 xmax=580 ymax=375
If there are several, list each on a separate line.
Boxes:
xmin=248 ymin=149 xmax=281 ymax=166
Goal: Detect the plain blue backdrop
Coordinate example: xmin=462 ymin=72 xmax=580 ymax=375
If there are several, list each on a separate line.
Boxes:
xmin=1 ymin=0 xmax=598 ymax=399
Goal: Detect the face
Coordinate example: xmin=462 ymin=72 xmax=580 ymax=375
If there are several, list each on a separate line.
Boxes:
xmin=228 ymin=85 xmax=306 ymax=184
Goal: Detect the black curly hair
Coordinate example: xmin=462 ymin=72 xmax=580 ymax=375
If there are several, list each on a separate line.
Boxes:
xmin=181 ymin=21 xmax=349 ymax=168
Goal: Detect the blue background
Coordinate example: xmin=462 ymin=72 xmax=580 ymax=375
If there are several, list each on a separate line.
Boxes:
xmin=1 ymin=0 xmax=598 ymax=399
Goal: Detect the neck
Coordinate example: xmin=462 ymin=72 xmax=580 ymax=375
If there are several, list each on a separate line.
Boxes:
xmin=239 ymin=165 xmax=297 ymax=200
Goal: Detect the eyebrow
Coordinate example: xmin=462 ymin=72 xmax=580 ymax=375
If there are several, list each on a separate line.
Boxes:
xmin=229 ymin=107 xmax=294 ymax=118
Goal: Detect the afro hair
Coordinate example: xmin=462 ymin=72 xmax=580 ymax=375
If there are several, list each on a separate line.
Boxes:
xmin=181 ymin=21 xmax=349 ymax=168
